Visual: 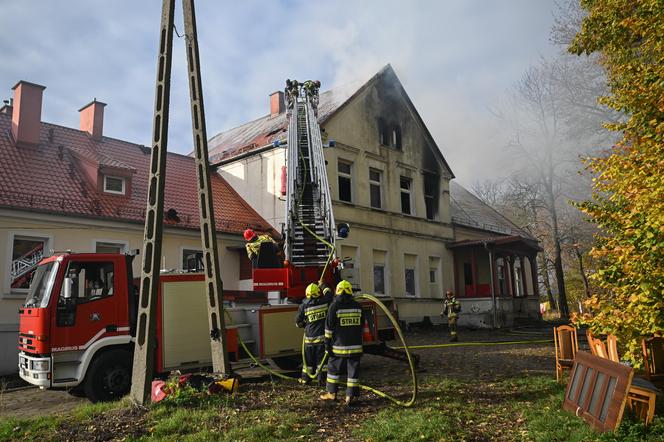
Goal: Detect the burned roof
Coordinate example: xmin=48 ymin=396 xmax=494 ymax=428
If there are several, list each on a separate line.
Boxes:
xmin=449 ymin=181 xmax=535 ymax=240
xmin=207 ymin=80 xmax=360 ymax=164
xmin=0 ymin=112 xmax=274 ymax=236
xmin=206 ymin=64 xmax=453 ymax=179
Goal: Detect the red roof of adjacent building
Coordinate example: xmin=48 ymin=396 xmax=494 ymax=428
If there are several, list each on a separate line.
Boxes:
xmin=0 ymin=111 xmax=274 ymax=236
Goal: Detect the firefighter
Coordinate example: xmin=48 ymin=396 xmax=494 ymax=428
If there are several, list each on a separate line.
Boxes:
xmin=285 ymin=79 xmax=296 ymax=111
xmin=243 ymin=228 xmax=277 ymax=267
xmin=320 ymin=279 xmax=364 ymax=406
xmin=441 ymin=289 xmax=461 ymax=342
xmin=295 ymin=282 xmax=333 ymax=385
xmin=302 ymin=80 xmax=321 ymax=116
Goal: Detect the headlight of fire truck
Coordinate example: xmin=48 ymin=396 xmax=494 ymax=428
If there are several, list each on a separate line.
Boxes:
xmin=31 ymin=360 xmax=49 ymax=371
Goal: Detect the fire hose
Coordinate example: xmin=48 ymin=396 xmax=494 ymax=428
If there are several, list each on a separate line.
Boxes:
xmin=224 ymin=293 xmax=418 ymax=407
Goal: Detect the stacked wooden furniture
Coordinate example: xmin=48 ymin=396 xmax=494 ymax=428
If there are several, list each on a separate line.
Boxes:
xmin=586 ymin=330 xmax=659 ymax=425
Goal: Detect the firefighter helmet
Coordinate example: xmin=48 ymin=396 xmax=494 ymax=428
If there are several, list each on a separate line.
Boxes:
xmin=243 ymin=228 xmax=256 ymax=241
xmin=336 ymin=280 xmax=353 ymax=296
xmin=305 ymin=283 xmax=320 ymax=298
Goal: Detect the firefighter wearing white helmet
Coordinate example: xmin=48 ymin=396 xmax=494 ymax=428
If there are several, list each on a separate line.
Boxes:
xmin=320 ymin=279 xmax=365 ymax=406
xmin=295 ymin=281 xmax=333 ymax=385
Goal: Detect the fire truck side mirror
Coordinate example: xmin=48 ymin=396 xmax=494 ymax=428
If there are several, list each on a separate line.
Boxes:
xmin=63 ymin=277 xmax=73 ymax=300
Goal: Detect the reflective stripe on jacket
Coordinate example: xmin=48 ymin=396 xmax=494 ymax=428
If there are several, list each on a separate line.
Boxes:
xmin=325 ymin=294 xmax=364 ymax=357
xmin=295 ymin=289 xmax=332 ymax=343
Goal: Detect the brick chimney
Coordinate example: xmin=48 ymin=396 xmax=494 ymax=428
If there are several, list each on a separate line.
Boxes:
xmin=270 ymin=91 xmax=285 ymax=117
xmin=79 ymin=99 xmax=106 ymax=140
xmin=11 ymin=81 xmax=46 ymax=147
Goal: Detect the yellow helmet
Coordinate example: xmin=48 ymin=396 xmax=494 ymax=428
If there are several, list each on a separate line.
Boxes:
xmin=335 ymin=280 xmax=353 ymax=296
xmin=305 ymin=283 xmax=320 ymax=298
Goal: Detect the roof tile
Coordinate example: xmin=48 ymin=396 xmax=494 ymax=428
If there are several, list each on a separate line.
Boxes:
xmin=0 ymin=112 xmax=273 ymax=236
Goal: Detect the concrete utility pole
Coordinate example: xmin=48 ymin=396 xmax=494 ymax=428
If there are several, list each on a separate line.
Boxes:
xmin=182 ymin=0 xmax=230 ymax=374
xmin=130 ymin=0 xmax=175 ymax=406
xmin=130 ymin=0 xmax=229 ymax=406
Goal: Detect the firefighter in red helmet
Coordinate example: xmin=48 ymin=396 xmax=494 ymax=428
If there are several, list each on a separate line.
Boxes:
xmin=243 ymin=228 xmax=277 ymax=267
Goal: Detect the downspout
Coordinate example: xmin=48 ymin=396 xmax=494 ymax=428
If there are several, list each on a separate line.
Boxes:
xmin=484 ymin=241 xmax=497 ymax=329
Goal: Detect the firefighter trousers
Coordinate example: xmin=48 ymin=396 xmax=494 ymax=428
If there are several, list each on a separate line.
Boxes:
xmin=302 ymin=343 xmax=327 ymax=385
xmin=448 ymin=316 xmax=458 ymax=337
xmin=326 ymin=354 xmax=361 ymax=398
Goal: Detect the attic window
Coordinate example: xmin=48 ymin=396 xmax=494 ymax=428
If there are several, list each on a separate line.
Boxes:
xmin=103 ymin=176 xmax=125 ymax=195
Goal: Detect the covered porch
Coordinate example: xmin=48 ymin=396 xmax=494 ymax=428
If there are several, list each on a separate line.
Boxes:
xmin=448 ymin=235 xmax=542 ymax=328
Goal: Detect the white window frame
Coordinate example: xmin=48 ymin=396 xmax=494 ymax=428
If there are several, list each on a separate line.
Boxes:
xmin=103 ymin=175 xmax=126 ymax=195
xmin=368 ymin=168 xmax=383 ymax=209
xmin=5 ymin=231 xmax=53 ymax=298
xmin=337 ymin=159 xmax=353 ymax=203
xmin=92 ymin=239 xmax=129 ymax=254
xmin=400 ymin=176 xmax=414 ymax=216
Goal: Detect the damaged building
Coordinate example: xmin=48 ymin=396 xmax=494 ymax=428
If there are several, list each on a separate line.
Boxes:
xmin=208 ymin=64 xmax=542 ymax=328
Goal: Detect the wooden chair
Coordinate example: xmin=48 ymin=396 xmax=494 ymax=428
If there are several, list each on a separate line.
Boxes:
xmin=586 ymin=329 xmax=607 ymax=359
xmin=588 ymin=331 xmax=659 ymax=425
xmin=642 ymin=337 xmax=664 ymax=385
xmin=554 ymin=325 xmax=578 ymax=383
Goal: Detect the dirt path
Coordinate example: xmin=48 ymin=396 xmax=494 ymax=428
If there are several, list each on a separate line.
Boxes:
xmin=0 ymin=325 xmax=558 ymax=423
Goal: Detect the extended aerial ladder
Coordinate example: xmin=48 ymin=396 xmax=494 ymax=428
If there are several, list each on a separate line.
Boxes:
xmin=252 ymin=84 xmax=344 ymax=298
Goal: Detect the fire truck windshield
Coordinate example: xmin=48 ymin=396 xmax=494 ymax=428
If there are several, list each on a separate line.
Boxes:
xmin=24 ymin=262 xmax=59 ymax=308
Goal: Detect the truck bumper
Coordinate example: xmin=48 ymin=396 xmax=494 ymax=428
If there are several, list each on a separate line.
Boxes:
xmin=18 ymin=352 xmax=51 ymax=388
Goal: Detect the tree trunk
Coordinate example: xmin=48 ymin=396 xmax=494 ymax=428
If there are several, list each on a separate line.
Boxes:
xmin=574 ymin=247 xmax=591 ymax=298
xmin=544 ymin=163 xmax=569 ymax=318
xmin=539 ymin=252 xmax=556 ymax=310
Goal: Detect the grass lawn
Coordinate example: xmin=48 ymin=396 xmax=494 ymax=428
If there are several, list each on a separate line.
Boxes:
xmin=1 ymin=375 xmax=662 ymax=441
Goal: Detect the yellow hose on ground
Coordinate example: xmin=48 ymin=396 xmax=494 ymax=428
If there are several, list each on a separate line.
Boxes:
xmin=390 ymin=338 xmax=553 ymax=350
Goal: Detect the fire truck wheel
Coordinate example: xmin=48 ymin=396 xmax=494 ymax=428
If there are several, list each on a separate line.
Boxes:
xmin=84 ymin=349 xmax=132 ymax=403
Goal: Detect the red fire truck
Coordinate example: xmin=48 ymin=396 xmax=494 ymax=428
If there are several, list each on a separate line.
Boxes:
xmin=17 ymin=251 xmax=393 ymax=402
xmin=17 ymin=252 xmax=314 ymax=401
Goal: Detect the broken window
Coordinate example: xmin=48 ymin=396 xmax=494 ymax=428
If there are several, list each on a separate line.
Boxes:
xmin=338 ymin=160 xmax=353 ymax=203
xmin=377 ymin=118 xmax=389 ymax=146
xmin=369 ymin=168 xmax=382 ymax=209
xmin=391 ymin=125 xmax=402 ymax=149
xmin=400 ymin=176 xmax=412 ymax=215
xmin=423 ymin=173 xmax=440 ymax=220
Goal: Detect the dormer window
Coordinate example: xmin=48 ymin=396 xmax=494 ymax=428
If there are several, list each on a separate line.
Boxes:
xmin=103 ymin=175 xmax=125 ymax=195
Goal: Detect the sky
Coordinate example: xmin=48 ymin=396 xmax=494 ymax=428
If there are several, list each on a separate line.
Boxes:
xmin=0 ymin=0 xmax=561 ymax=186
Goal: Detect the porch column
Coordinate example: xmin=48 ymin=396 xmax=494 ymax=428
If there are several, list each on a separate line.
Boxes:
xmin=453 ymin=253 xmax=459 ymax=295
xmin=529 ymin=254 xmax=540 ymax=297
xmin=487 ymin=247 xmax=497 ymax=329
xmin=471 ymin=248 xmax=478 ymax=296
xmin=505 ymin=255 xmax=514 ymax=297
xmin=519 ymin=256 xmax=528 ymax=296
